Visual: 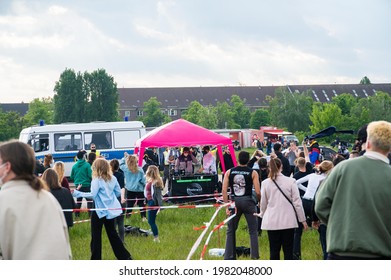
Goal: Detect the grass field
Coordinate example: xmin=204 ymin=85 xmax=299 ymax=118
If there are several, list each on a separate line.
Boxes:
xmin=69 ymin=205 xmax=324 ymax=260
xmin=69 ymin=146 xmax=326 ymax=260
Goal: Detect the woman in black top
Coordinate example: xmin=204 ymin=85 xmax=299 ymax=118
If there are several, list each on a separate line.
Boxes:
xmin=42 ymin=168 xmax=75 ymax=228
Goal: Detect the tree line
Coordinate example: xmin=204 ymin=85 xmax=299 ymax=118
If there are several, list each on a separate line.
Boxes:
xmin=1 ymin=69 xmax=390 ymax=143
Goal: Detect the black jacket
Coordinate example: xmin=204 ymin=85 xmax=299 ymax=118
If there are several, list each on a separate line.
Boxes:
xmin=276 ymin=152 xmax=291 ymax=177
xmin=51 ymin=188 xmax=76 ymax=227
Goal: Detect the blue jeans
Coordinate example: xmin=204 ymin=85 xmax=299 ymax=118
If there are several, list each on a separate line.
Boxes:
xmin=147 ymin=200 xmax=158 ymax=237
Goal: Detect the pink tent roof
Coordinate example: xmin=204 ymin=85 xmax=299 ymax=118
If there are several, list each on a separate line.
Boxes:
xmin=134 ymin=119 xmax=237 ymax=170
xmin=135 ymin=119 xmax=232 ymax=147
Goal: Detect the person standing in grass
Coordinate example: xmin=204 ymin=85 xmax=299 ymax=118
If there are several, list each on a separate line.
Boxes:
xmin=70 ymin=150 xmax=92 ymax=217
xmin=223 ymin=151 xmax=261 ymax=260
xmin=0 ymin=141 xmax=71 ymax=260
xmin=72 ymin=158 xmax=132 ymax=260
xmin=42 ymin=168 xmax=76 ymax=229
xmin=110 ymin=159 xmax=126 ymax=242
xmin=120 ymin=153 xmax=147 ymax=221
xmin=144 ymin=165 xmax=164 ymax=243
xmin=258 ymin=157 xmax=307 ymax=260
xmin=293 ymin=160 xmax=334 ymax=260
xmin=315 ymin=121 xmax=391 ymax=260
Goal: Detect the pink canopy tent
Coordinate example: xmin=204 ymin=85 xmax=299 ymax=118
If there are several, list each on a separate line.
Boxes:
xmin=134 ymin=119 xmax=237 ymax=172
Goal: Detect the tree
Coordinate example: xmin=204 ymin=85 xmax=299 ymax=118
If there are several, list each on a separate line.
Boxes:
xmin=182 ymin=101 xmax=204 ymax=124
xmin=250 ymin=108 xmax=270 ymax=129
xmin=85 ymin=69 xmax=119 ymax=122
xmin=215 ymin=101 xmax=235 ymax=129
xmin=350 ymin=91 xmax=391 ymax=126
xmin=23 ymin=97 xmax=54 ymax=127
xmin=198 ymin=105 xmax=218 ymax=129
xmin=0 ymin=110 xmax=24 ymax=141
xmin=53 ymin=68 xmax=119 ymax=123
xmin=268 ymin=88 xmax=313 ymax=132
xmin=230 ymin=95 xmax=251 ymax=128
xmin=331 ymin=93 xmax=358 ymax=116
xmin=360 ymin=76 xmax=371 ymax=84
xmin=309 ymin=103 xmax=343 ymax=135
xmin=139 ymin=97 xmax=170 ymax=127
xmin=53 ymin=69 xmax=84 ymax=123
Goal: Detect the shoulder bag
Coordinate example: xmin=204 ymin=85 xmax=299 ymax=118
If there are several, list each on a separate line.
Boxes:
xmin=272 ymin=179 xmax=300 ymax=223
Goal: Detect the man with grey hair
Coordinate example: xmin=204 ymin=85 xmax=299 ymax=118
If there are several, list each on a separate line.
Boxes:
xmin=315 ymin=120 xmax=391 ymax=259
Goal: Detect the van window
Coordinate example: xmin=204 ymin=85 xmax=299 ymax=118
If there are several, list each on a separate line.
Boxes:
xmin=113 ymin=130 xmax=140 ymax=149
xmin=30 ymin=134 xmax=49 ymax=152
xmin=54 ymin=133 xmax=82 ymax=151
xmin=84 ymin=131 xmax=112 ymax=150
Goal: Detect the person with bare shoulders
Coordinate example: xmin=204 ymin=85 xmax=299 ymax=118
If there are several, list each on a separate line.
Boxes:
xmin=223 ymin=151 xmax=261 ymax=260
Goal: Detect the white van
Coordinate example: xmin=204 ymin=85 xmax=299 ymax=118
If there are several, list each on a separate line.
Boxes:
xmin=19 ymin=121 xmax=146 ymax=177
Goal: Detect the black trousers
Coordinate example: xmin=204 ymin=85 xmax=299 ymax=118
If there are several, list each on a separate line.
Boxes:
xmin=126 ymin=191 xmax=146 ymax=218
xmin=267 ymin=228 xmax=295 ymax=260
xmin=90 ymin=211 xmax=131 ymax=260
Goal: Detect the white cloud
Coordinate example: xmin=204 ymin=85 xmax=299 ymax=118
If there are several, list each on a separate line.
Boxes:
xmin=47 ymin=5 xmax=68 ymax=15
xmin=0 ymin=0 xmax=389 ymax=103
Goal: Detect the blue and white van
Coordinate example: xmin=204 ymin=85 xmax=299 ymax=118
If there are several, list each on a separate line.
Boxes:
xmin=19 ymin=121 xmax=146 ymax=177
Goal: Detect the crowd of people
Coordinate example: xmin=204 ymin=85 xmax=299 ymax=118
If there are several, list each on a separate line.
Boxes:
xmin=223 ymin=120 xmax=391 ymax=260
xmin=0 ymin=120 xmax=390 ymax=260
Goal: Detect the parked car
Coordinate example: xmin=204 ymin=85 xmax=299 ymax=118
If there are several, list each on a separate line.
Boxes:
xmin=284 ymin=134 xmax=299 ymax=145
xmin=318 ymin=146 xmax=338 ymax=161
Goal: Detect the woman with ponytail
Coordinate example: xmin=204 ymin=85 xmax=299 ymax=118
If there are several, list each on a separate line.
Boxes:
xmin=0 ymin=140 xmax=72 ymax=260
xmin=257 ymin=156 xmax=307 ymax=260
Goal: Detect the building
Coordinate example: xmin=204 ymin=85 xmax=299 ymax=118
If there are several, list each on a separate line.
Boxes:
xmin=0 ymin=103 xmax=29 ymax=116
xmin=118 ymin=83 xmax=391 ymax=121
xmin=2 ymin=83 xmax=391 ymax=122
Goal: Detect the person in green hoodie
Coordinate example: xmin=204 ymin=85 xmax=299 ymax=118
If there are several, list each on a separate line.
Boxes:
xmin=70 ymin=150 xmax=92 ymax=217
xmin=315 ymin=121 xmax=391 ymax=260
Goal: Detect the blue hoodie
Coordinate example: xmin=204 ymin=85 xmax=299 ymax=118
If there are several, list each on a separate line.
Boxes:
xmin=119 ymin=158 xmax=146 ymax=192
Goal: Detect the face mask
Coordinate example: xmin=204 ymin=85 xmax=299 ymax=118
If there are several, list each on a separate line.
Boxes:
xmin=0 ymin=162 xmax=8 ymax=186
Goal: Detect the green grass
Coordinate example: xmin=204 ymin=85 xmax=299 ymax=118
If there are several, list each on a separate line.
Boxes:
xmin=69 ymin=205 xmax=324 ymax=260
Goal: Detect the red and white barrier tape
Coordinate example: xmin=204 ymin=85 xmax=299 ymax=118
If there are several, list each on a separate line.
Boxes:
xmin=186 ymin=202 xmax=231 ymax=260
xmin=63 ymin=203 xmax=227 ymax=213
xmin=199 ymin=213 xmax=236 ymax=260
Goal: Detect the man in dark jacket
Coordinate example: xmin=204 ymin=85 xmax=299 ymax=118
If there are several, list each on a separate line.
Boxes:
xmin=273 ymin=143 xmax=291 ymax=177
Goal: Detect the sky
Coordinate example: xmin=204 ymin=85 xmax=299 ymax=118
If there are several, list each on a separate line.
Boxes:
xmin=0 ymin=0 xmax=390 ymax=103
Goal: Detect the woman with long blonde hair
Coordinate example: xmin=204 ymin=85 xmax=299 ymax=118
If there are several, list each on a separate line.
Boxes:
xmin=119 ymin=153 xmax=147 ymax=221
xmin=53 ymin=161 xmax=70 ymax=190
xmin=144 ymin=165 xmax=164 ymax=243
xmin=72 ymin=158 xmax=132 ymax=259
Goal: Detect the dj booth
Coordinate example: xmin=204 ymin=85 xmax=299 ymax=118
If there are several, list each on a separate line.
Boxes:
xmin=169 ymin=174 xmax=219 ymax=200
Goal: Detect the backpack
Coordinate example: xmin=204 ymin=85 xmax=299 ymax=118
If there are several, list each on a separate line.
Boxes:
xmin=152 ymin=184 xmax=163 ymax=206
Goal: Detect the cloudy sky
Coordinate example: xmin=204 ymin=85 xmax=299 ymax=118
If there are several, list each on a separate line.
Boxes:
xmin=1 ymin=0 xmax=390 ymax=103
